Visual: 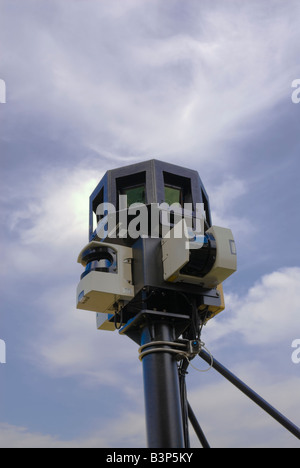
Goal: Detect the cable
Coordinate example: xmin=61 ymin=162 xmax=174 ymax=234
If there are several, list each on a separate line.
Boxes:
xmin=188 ymin=344 xmax=214 ymax=372
xmin=114 ymin=308 xmax=124 ymax=330
xmin=139 ymin=341 xmax=187 ymax=352
xmin=138 ymin=341 xmax=188 ymax=361
xmin=179 ymin=358 xmax=190 ymax=448
xmin=138 ymin=339 xmax=214 ymax=368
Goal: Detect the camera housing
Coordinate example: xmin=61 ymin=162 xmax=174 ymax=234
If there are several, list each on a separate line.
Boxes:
xmin=162 ymin=223 xmax=237 ymax=289
xmin=76 ymin=160 xmax=237 ymax=331
xmin=77 ymin=241 xmax=134 ymax=313
xmin=88 ymin=159 xmax=212 ymax=244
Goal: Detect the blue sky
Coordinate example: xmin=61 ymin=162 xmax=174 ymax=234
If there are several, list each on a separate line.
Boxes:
xmin=0 ymin=0 xmax=300 ymax=448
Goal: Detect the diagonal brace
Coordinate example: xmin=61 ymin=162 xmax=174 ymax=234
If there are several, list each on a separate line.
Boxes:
xmin=199 ymin=349 xmax=300 ymax=440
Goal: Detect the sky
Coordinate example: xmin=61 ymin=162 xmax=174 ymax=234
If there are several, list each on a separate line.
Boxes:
xmin=0 ymin=0 xmax=300 ymax=448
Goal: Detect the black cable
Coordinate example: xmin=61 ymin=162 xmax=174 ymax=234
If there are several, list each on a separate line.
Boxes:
xmin=178 ymin=358 xmax=190 ymax=448
xmin=178 ymin=356 xmax=211 ymax=448
xmin=114 ymin=308 xmax=123 ymax=330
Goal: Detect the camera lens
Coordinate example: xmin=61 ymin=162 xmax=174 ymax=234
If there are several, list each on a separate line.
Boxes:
xmin=80 ymin=246 xmax=117 ymax=279
xmin=180 ymin=233 xmax=217 ymax=279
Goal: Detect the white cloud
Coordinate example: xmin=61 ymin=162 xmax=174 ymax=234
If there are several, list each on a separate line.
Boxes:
xmin=210 ymin=177 xmax=248 ymax=213
xmin=10 ymin=167 xmax=98 ymax=248
xmin=28 ymin=283 xmax=141 ymax=390
xmin=0 ymin=423 xmax=70 ymax=449
xmin=3 ymin=0 xmax=299 ymax=165
xmin=209 ymin=176 xmax=254 ymax=240
xmin=1 ymin=165 xmax=101 ymax=282
xmin=206 ymin=267 xmax=300 ymax=346
xmin=1 ymin=366 xmax=298 ymax=448
xmin=0 ymin=409 xmax=146 ymax=448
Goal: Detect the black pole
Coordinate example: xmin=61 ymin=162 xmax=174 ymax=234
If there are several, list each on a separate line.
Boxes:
xmin=140 ymin=321 xmax=185 ymax=448
xmin=199 ymin=349 xmax=300 ymax=440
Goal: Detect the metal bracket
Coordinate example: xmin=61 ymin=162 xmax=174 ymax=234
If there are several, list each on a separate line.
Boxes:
xmin=119 ymin=309 xmax=191 ymax=345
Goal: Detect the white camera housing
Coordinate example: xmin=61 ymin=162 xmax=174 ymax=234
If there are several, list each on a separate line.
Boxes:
xmin=76 ymin=241 xmax=134 ymax=314
xmin=162 ymin=224 xmax=237 ymax=289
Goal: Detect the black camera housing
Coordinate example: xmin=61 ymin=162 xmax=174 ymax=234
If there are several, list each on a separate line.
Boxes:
xmin=89 ymin=159 xmax=212 ymax=243
xmin=77 ymin=159 xmax=236 ymax=331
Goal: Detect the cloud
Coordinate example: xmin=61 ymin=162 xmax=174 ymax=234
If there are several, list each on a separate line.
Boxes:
xmin=30 ymin=283 xmax=140 ymax=390
xmin=209 ymin=176 xmax=254 ymax=240
xmin=1 ymin=164 xmax=101 ymax=283
xmin=10 ymin=167 xmax=98 ymax=248
xmin=2 ymin=0 xmax=299 ymax=166
xmin=0 ymin=409 xmax=146 ymax=448
xmin=0 ymin=423 xmax=70 ymax=449
xmin=206 ymin=267 xmax=300 ymax=346
xmin=1 ymin=367 xmax=298 ymax=448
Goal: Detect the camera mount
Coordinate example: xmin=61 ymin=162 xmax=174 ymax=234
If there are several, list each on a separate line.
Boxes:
xmin=76 ymin=159 xmax=300 ymax=447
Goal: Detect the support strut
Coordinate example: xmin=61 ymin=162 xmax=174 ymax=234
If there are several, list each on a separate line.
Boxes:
xmin=199 ymin=349 xmax=300 ymax=440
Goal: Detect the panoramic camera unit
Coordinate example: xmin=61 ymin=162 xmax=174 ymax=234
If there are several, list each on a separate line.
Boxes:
xmin=76 ymin=160 xmax=237 ymax=330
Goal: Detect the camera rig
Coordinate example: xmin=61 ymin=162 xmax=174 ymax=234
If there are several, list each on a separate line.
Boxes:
xmin=76 ymin=159 xmax=300 ymax=447
xmin=77 ymin=159 xmax=237 ymax=334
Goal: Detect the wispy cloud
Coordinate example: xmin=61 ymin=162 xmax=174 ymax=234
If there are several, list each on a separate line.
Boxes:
xmin=206 ymin=267 xmax=300 ymax=346
xmin=10 ymin=168 xmax=97 ymax=247
xmin=0 ymin=409 xmax=146 ymax=448
xmin=2 ymin=0 xmax=299 ymax=166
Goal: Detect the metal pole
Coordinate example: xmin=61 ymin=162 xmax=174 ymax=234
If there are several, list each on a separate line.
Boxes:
xmin=140 ymin=321 xmax=185 ymax=448
xmin=199 ymin=349 xmax=300 ymax=440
